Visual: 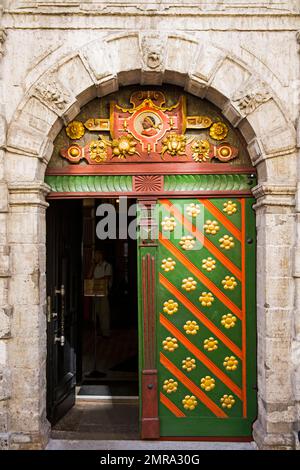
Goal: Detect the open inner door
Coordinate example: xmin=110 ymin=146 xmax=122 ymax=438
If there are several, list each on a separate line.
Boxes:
xmin=46 ymin=200 xmax=82 ymax=425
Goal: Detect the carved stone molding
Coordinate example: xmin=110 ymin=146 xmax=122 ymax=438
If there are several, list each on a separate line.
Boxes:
xmin=233 ymin=77 xmax=272 ymax=115
xmin=252 ymin=183 xmax=296 ymax=209
xmin=139 ymin=33 xmax=166 ymax=71
xmin=33 ymin=73 xmax=72 ymax=115
xmin=8 ymin=182 xmax=50 ymax=207
xmin=296 ymin=30 xmax=300 ymax=50
xmin=0 ymin=29 xmax=6 ymax=58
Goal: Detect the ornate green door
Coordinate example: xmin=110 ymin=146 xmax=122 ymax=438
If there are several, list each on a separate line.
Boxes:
xmin=156 ymin=197 xmax=256 ymax=437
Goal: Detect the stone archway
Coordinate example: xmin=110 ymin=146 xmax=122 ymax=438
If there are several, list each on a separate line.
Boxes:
xmin=3 ymin=32 xmax=298 ymax=449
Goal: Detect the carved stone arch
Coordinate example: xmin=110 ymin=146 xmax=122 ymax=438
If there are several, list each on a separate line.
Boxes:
xmin=4 ymin=32 xmax=298 ymax=450
xmin=6 ymin=31 xmax=297 ymax=186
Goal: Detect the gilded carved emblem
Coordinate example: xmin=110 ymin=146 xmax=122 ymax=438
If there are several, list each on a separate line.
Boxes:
xmin=161 ymin=133 xmax=186 ymax=158
xmin=209 ymin=121 xmax=228 ymax=141
xmin=66 ymin=121 xmax=85 ymax=140
xmin=89 ymin=137 xmax=110 ymax=163
xmin=60 ymin=90 xmax=239 ymax=165
xmin=111 ymin=135 xmax=138 ymax=159
xmin=191 ymin=139 xmax=210 ymax=162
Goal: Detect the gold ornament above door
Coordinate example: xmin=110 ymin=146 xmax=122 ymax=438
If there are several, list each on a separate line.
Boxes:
xmin=60 ymin=91 xmax=239 ymax=165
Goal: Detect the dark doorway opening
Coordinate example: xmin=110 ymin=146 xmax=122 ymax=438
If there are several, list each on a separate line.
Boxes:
xmin=46 ymin=198 xmax=139 ymax=439
xmin=79 ymin=198 xmax=138 ymax=397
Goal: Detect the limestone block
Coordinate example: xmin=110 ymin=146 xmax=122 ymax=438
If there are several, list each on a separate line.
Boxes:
xmin=6 ymin=123 xmax=46 ymax=157
xmin=261 ymin=127 xmax=296 ymax=156
xmin=191 ymin=44 xmax=225 ymax=83
xmin=96 ymin=76 xmax=119 ymax=98
xmin=0 ymin=114 xmax=7 ymax=149
xmin=5 ymin=153 xmax=43 ymax=183
xmin=293 ymin=246 xmax=300 ymax=278
xmin=139 ymin=32 xmax=166 ymax=85
xmin=0 ymin=278 xmax=8 ymax=308
xmin=9 ymin=430 xmax=49 ymax=450
xmin=32 ymin=71 xmax=76 ymax=117
xmin=0 ymin=305 xmax=12 ymax=339
xmin=263 ymin=336 xmax=293 ymax=402
xmin=0 ymin=367 xmax=11 ymax=401
xmin=265 ymin=246 xmax=293 ymax=277
xmin=238 ymin=118 xmax=256 ymax=145
xmin=81 ymin=39 xmax=115 ymax=82
xmin=57 ymin=56 xmax=95 ymax=103
xmin=263 ymin=213 xmax=295 ymax=247
xmin=205 ymin=87 xmax=229 ymax=110
xmin=0 ymin=401 xmax=8 ymax=433
xmin=0 ymin=340 xmax=8 ymax=367
xmin=8 ymin=274 xmax=41 ymax=306
xmin=0 ymin=434 xmax=9 ymax=450
xmin=0 ymin=182 xmax=8 ymax=213
xmin=8 ymin=209 xmax=45 ymax=245
xmin=264 ymin=308 xmax=293 ymax=338
xmin=247 ymin=138 xmax=264 ymax=166
xmin=9 ymin=399 xmax=41 ymax=433
xmin=9 ymin=337 xmax=46 ymax=370
xmin=107 ymin=34 xmax=140 ymax=79
xmin=255 ymin=399 xmax=296 ymax=436
xmin=260 ymin=153 xmax=297 ymax=186
xmin=264 ymin=276 xmax=294 ymax=309
xmin=164 ymin=36 xmax=198 ymax=86
xmin=0 ymin=214 xmax=7 ymax=245
xmin=12 ymin=305 xmax=44 ymax=339
xmin=247 ymin=100 xmax=294 ymax=153
xmin=10 ymin=366 xmax=45 ymax=400
xmin=0 ymin=150 xmax=5 ymax=181
xmin=140 ymin=70 xmax=163 ymax=86
xmin=184 ymin=76 xmax=207 ymax=99
xmin=211 ymin=59 xmax=251 ymax=102
xmin=18 ymin=97 xmax=58 ymax=139
xmin=221 ymin=101 xmax=243 ymax=127
xmin=0 ymin=245 xmax=10 ymax=277
xmin=10 ymin=243 xmax=44 ymax=276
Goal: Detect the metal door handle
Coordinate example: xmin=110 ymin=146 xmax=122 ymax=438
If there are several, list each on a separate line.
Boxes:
xmin=53 ymin=284 xmax=65 ymax=347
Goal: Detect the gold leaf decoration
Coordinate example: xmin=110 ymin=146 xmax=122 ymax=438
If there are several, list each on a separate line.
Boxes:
xmin=66 ymin=120 xmax=85 ymax=140
xmin=161 ymin=132 xmax=186 ymax=157
xmin=209 ymin=121 xmax=228 ymax=141
xmin=191 ymin=139 xmax=211 ymax=162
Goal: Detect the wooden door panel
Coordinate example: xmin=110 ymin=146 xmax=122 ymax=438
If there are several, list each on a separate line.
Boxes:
xmin=157 ymin=198 xmax=256 ymax=437
xmin=46 ymin=200 xmax=82 ymax=425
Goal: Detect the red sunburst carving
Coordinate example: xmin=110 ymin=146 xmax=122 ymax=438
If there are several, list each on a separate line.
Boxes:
xmin=133 ymin=175 xmax=164 ymax=193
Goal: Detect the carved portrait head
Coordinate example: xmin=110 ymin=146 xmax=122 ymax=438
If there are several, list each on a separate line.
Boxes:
xmin=141 ymin=35 xmax=164 ymax=70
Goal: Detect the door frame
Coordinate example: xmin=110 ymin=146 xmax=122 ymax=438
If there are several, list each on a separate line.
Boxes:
xmin=45 ymin=170 xmax=256 ymax=439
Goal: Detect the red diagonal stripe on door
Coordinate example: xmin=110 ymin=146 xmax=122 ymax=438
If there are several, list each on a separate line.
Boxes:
xmin=159 ymin=274 xmax=242 ymax=357
xmin=159 ymin=235 xmax=242 ymax=319
xmin=160 ymin=199 xmax=241 ymax=280
xmin=160 ymin=392 xmax=186 ymax=418
xmin=241 ymin=198 xmax=247 ymax=417
xmin=199 ymin=199 xmax=242 ymax=241
xmin=160 ymin=314 xmax=243 ymax=400
xmin=160 ymin=353 xmax=228 ymax=418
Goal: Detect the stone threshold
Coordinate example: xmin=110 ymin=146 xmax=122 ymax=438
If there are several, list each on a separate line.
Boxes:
xmin=46 ymin=439 xmax=256 ymax=450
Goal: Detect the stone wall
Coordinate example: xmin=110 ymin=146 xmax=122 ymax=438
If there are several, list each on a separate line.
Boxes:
xmin=0 ymin=1 xmax=299 ymax=449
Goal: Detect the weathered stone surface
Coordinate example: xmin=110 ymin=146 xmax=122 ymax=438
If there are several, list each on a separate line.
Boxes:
xmin=0 ymin=1 xmax=299 ymax=451
xmin=0 ymin=305 xmax=12 ymax=339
